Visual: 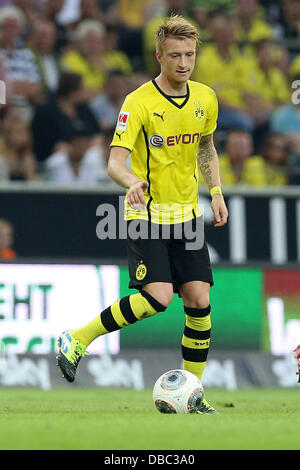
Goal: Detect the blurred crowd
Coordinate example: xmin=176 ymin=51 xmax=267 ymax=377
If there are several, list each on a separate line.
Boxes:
xmin=0 ymin=0 xmax=300 ymax=187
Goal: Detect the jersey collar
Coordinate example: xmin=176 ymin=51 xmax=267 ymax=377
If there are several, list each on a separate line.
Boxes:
xmin=152 ymin=79 xmax=190 ymax=109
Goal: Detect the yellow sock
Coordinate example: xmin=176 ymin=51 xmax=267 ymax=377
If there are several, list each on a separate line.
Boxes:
xmin=183 ymin=360 xmax=206 ymax=381
xmin=181 ymin=305 xmax=211 ymax=381
xmin=71 ymin=291 xmax=166 ymax=348
xmin=71 ymin=316 xmax=103 ymax=348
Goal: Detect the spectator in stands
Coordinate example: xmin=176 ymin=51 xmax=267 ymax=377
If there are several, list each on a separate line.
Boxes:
xmin=276 ymin=43 xmax=290 ymax=76
xmin=242 ymin=39 xmax=290 ymax=124
xmin=193 ymin=13 xmax=255 ymax=133
xmin=83 ymin=0 xmax=120 ymax=28
xmin=187 ymin=1 xmax=211 ymax=42
xmin=118 ymin=0 xmax=159 ymax=30
xmin=11 ymin=0 xmax=42 ymax=36
xmin=79 ymin=0 xmax=125 ymax=36
xmin=104 ymin=25 xmax=132 ymax=76
xmin=29 ymin=20 xmax=60 ymax=95
xmin=0 ymin=113 xmax=37 ymax=180
xmin=188 ymin=0 xmax=236 ymax=41
xmin=0 ymin=5 xmax=43 ymax=119
xmin=79 ymin=0 xmax=105 ymax=24
xmin=89 ymin=70 xmax=128 ymax=132
xmin=275 ymin=0 xmax=300 ymax=40
xmin=115 ymin=0 xmax=160 ymax=70
xmin=270 ymin=73 xmax=300 ymax=184
xmin=235 ymin=0 xmax=289 ymax=71
xmin=61 ymin=19 xmax=108 ymax=98
xmin=44 ymin=128 xmax=107 ymax=184
xmin=77 ymin=1 xmax=134 ymax=73
xmin=31 ymin=71 xmax=100 ymax=162
xmin=218 ymin=130 xmax=267 ymax=185
xmin=235 ymin=0 xmax=274 ymax=48
xmin=259 ymin=133 xmax=289 ymax=185
xmin=0 ymin=219 xmax=17 ymax=259
xmin=41 ymin=0 xmax=69 ymax=53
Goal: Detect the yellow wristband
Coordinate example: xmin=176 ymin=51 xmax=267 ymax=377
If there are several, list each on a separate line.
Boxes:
xmin=210 ymin=186 xmax=222 ymax=197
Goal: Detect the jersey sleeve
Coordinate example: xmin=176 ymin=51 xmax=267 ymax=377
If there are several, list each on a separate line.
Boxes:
xmin=110 ymin=93 xmax=144 ymax=152
xmin=201 ymin=88 xmax=219 ymax=136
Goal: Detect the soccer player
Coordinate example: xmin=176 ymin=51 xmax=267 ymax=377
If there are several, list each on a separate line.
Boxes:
xmin=56 ymin=15 xmax=228 ymax=414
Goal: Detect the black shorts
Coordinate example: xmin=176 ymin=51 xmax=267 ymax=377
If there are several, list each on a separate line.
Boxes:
xmin=127 ymin=218 xmax=214 ymax=294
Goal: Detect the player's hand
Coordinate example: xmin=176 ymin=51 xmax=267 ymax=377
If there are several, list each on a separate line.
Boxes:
xmin=211 ymin=194 xmax=228 ymax=227
xmin=127 ymin=181 xmax=149 ymax=211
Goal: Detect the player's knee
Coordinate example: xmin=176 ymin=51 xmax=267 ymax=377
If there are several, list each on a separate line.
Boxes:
xmin=184 ymin=293 xmax=210 ymax=310
xmin=142 ymin=288 xmax=173 ymax=310
xmin=156 ymin=294 xmax=173 ymax=309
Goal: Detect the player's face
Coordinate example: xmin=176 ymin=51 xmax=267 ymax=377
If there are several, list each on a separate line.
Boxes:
xmin=156 ymin=37 xmax=196 ymax=85
xmin=227 ymin=133 xmax=253 ymax=162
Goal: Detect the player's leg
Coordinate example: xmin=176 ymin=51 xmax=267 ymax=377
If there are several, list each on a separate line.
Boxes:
xmin=70 ymin=281 xmax=173 ymax=349
xmin=179 ymin=280 xmax=211 ymax=383
xmin=179 ymin=280 xmax=217 ymax=414
xmin=142 ymin=282 xmax=173 ymax=307
xmin=57 ymin=284 xmax=171 ymax=382
xmin=57 ymin=222 xmax=174 ymax=382
xmin=170 ymin=228 xmax=213 ymax=383
xmin=171 ymin=223 xmax=217 ymax=413
xmin=71 ymin=229 xmax=173 ymax=348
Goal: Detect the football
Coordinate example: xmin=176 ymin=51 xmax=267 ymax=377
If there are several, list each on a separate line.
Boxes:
xmin=153 ymin=369 xmax=204 ymax=414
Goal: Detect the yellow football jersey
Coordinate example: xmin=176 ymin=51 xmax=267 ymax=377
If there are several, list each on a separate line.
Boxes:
xmin=110 ymin=79 xmax=218 ymax=224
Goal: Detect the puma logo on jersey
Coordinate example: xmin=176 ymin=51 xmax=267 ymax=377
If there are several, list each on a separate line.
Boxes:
xmin=116 ymin=131 xmax=124 ymax=140
xmin=153 ymin=111 xmax=165 ymax=122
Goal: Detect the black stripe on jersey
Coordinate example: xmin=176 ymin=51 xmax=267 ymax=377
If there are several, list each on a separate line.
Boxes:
xmin=194 ymin=162 xmax=198 ymax=183
xmin=142 ymin=126 xmax=153 ymax=219
xmin=165 ymin=93 xmax=187 ymax=98
xmin=152 ymin=79 xmax=190 ymax=109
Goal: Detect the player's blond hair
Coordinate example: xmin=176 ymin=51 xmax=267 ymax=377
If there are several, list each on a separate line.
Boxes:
xmin=156 ymin=15 xmax=200 ymax=53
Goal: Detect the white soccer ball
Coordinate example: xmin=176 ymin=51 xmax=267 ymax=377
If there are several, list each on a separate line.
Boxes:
xmin=153 ymin=369 xmax=204 ymax=414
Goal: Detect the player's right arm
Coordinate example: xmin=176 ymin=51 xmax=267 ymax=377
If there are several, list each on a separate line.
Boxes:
xmin=108 ymin=146 xmax=148 ymax=211
xmin=108 ymin=92 xmax=148 ymax=211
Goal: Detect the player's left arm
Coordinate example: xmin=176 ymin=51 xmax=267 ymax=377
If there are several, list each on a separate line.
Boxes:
xmin=198 ymin=133 xmax=228 ymax=227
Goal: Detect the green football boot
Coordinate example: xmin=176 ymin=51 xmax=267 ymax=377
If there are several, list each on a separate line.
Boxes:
xmin=56 ymin=330 xmax=87 ymax=383
xmin=197 ymin=398 xmax=219 ymax=414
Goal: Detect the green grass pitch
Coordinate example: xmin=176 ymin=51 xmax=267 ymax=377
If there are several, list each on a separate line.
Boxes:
xmin=0 ymin=387 xmax=299 ymax=450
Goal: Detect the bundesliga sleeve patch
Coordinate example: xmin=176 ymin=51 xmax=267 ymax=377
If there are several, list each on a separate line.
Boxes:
xmin=117 ymin=111 xmax=130 ymax=131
